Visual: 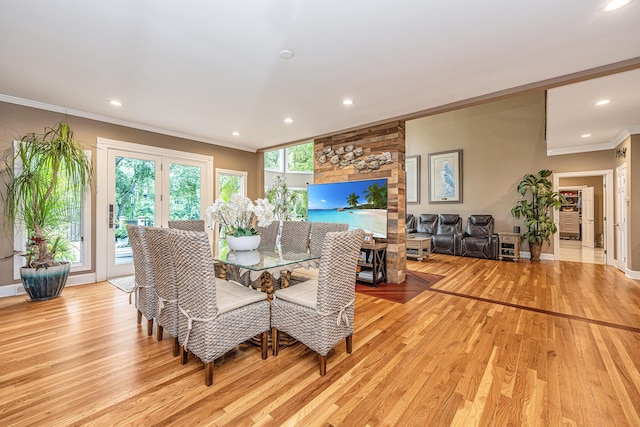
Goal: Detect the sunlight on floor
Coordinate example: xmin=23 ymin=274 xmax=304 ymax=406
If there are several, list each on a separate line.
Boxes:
xmin=559 ymin=240 xmax=604 ymax=264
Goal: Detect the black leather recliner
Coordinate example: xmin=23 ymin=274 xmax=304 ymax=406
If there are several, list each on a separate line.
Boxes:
xmin=431 ymin=214 xmax=462 ymax=255
xmin=406 ymin=214 xmax=417 ymax=233
xmin=459 ymin=215 xmax=499 ymax=259
xmin=414 ymin=214 xmax=438 ymax=238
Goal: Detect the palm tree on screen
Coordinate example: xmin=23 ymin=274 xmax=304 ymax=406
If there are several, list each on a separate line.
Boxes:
xmin=346 ymin=193 xmax=359 ymax=208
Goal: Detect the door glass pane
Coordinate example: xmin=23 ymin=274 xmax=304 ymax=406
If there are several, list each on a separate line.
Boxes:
xmin=169 ymin=163 xmax=201 ymax=220
xmin=114 ymin=156 xmax=156 ymax=265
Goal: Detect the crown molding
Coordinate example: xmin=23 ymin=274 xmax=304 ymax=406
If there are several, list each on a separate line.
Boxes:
xmin=0 ymin=94 xmax=257 ymax=153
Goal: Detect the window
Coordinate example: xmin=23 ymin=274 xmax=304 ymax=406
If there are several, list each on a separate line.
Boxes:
xmin=264 ymin=141 xmax=314 ymax=174
xmin=264 ymin=149 xmax=283 ymax=172
xmin=13 ymin=150 xmax=92 ymax=279
xmin=216 ymin=168 xmax=247 ymax=201
xmin=286 ymin=142 xmax=314 ymax=173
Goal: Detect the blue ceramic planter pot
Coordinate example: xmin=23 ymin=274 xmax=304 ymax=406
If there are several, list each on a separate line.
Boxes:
xmin=20 ymin=261 xmax=71 ymax=301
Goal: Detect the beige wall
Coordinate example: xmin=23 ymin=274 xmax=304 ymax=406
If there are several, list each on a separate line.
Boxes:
xmin=0 ymin=102 xmax=259 ymax=285
xmin=406 ymin=91 xmax=616 ymax=255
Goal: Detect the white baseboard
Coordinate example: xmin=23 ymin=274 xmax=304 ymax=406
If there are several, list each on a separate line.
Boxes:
xmin=518 ymin=251 xmax=554 ymax=261
xmin=0 ymin=272 xmax=97 ymax=298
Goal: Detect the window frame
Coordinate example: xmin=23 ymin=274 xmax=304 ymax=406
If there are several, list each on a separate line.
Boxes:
xmin=13 ymin=148 xmax=92 ymax=280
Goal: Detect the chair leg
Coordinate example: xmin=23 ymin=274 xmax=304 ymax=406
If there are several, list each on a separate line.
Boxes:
xmin=157 ymin=324 xmax=164 ymax=341
xmin=346 ymin=334 xmax=353 ymax=354
xmin=261 ymin=331 xmax=268 ymax=359
xmin=319 ymin=355 xmax=327 ymax=376
xmin=147 ymin=319 xmax=154 ymax=336
xmin=181 ymin=346 xmax=188 ymax=365
xmin=204 ymin=362 xmax=214 ymax=386
xmin=137 ymin=310 xmax=142 ymax=324
xmin=272 ymin=328 xmax=279 ymax=356
xmin=172 ymin=337 xmax=180 ymax=357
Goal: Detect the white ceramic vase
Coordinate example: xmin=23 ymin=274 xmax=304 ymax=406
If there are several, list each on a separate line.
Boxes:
xmin=226 ymin=234 xmax=261 ymax=251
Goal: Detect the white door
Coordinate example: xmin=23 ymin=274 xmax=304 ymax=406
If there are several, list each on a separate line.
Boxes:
xmin=615 ymin=164 xmax=627 ymax=271
xmin=581 ymin=187 xmax=595 ymax=248
xmin=107 ymin=150 xmax=162 ymax=278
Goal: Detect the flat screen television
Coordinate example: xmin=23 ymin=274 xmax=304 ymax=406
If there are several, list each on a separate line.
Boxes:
xmin=307 ymin=178 xmax=388 ymax=238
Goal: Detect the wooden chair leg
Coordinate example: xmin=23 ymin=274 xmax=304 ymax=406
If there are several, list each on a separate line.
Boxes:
xmin=204 ymin=362 xmax=214 ymax=386
xmin=147 ymin=319 xmax=154 ymax=336
xmin=346 ymin=334 xmax=353 ymax=354
xmin=319 ymin=355 xmax=327 ymax=376
xmin=156 ymin=324 xmax=164 ymax=341
xmin=172 ymin=337 xmax=180 ymax=357
xmin=137 ymin=310 xmax=142 ymax=324
xmin=181 ymin=346 xmax=188 ymax=365
xmin=261 ymin=331 xmax=268 ymax=359
xmin=272 ymin=328 xmax=279 ymax=356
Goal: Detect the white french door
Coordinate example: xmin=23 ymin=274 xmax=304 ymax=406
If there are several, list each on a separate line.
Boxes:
xmin=615 ymin=164 xmax=627 ymax=272
xmin=96 ymin=138 xmax=213 ymax=281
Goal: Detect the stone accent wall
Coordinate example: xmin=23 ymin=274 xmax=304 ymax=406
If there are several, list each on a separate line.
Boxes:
xmin=314 ymin=121 xmax=406 ymax=283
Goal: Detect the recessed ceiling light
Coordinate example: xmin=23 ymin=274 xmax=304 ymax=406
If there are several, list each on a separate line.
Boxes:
xmin=581 ymin=133 xmax=592 ymax=138
xmin=109 ymin=100 xmax=122 ymax=106
xmin=232 ymin=131 xmax=240 ymax=136
xmin=595 ymin=99 xmax=611 ymax=106
xmin=602 ymin=0 xmax=632 ymax=12
xmin=284 ymin=117 xmax=293 ymax=124
xmin=342 ymin=98 xmax=354 ymax=105
xmin=280 ymin=49 xmax=294 ymax=59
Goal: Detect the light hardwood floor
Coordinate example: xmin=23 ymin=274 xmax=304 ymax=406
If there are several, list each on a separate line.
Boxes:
xmin=1 ymin=255 xmax=639 ymax=426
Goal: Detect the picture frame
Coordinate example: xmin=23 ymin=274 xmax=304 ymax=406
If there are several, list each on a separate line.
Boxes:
xmin=406 ymin=155 xmax=420 ymax=204
xmin=428 ymin=149 xmax=462 ymax=203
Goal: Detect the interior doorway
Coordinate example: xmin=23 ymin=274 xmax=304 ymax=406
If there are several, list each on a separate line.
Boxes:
xmin=553 ymin=170 xmax=614 ymax=265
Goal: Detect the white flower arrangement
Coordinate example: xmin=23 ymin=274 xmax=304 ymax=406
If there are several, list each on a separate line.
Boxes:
xmin=205 ymin=193 xmax=275 ymax=237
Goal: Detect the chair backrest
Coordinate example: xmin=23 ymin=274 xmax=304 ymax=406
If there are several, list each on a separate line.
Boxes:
xmin=126 ymin=224 xmax=157 ymax=318
xmin=146 ymin=227 xmax=178 ymax=336
xmin=309 ymin=222 xmax=349 ymax=256
xmin=417 ymin=214 xmax=438 ymax=234
xmin=406 ymin=214 xmax=417 ymax=232
xmin=166 ymin=229 xmax=218 ymax=343
xmin=168 ymin=219 xmax=206 ymax=232
xmin=280 ymin=220 xmax=312 ymax=253
xmin=436 ymin=214 xmax=462 ymax=235
xmin=256 ymin=220 xmax=280 ymax=252
xmin=465 ymin=215 xmax=494 ymax=237
xmin=316 ymin=229 xmax=364 ymax=316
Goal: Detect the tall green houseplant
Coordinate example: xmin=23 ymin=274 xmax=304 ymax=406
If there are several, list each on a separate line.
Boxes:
xmin=1 ymin=122 xmax=93 ymax=300
xmin=511 ymin=169 xmax=565 ymax=261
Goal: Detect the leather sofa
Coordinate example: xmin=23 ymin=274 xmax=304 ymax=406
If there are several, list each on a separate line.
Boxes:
xmin=459 ymin=214 xmax=499 ymax=259
xmin=431 ymin=214 xmax=462 ymax=255
xmin=406 ymin=213 xmax=499 ymax=260
xmin=415 ymin=214 xmax=438 ymax=239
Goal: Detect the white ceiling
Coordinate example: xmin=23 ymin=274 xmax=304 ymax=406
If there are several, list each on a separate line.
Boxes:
xmin=1 ymin=1 xmax=639 ymax=153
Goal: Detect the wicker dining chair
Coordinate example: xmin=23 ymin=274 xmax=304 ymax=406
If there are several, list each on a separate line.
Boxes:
xmin=166 ymin=228 xmax=271 ymax=386
xmin=256 ymin=220 xmax=280 ymax=252
xmin=279 ymin=220 xmax=312 ymax=253
xmin=290 ymin=222 xmax=349 ymax=283
xmin=126 ymin=225 xmax=157 ymax=336
xmin=271 ymin=228 xmax=364 ymax=375
xmin=167 ymin=219 xmax=206 ymax=232
xmin=146 ymin=227 xmax=180 ymax=356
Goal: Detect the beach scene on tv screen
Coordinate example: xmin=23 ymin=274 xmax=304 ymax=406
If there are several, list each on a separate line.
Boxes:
xmin=307 ymin=178 xmax=388 ymax=238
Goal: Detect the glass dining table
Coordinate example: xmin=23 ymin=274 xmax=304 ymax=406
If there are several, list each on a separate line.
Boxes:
xmin=213 ymin=249 xmax=319 ymax=301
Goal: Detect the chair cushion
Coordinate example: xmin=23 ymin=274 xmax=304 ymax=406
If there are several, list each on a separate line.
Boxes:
xmin=273 ymin=279 xmax=318 ymax=309
xmin=290 ymin=267 xmax=319 ymax=282
xmin=216 ymin=279 xmax=268 ymax=314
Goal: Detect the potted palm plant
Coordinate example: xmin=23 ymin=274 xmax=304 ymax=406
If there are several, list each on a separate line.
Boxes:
xmin=1 ymin=122 xmax=93 ymax=300
xmin=511 ymin=169 xmax=565 ymax=261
